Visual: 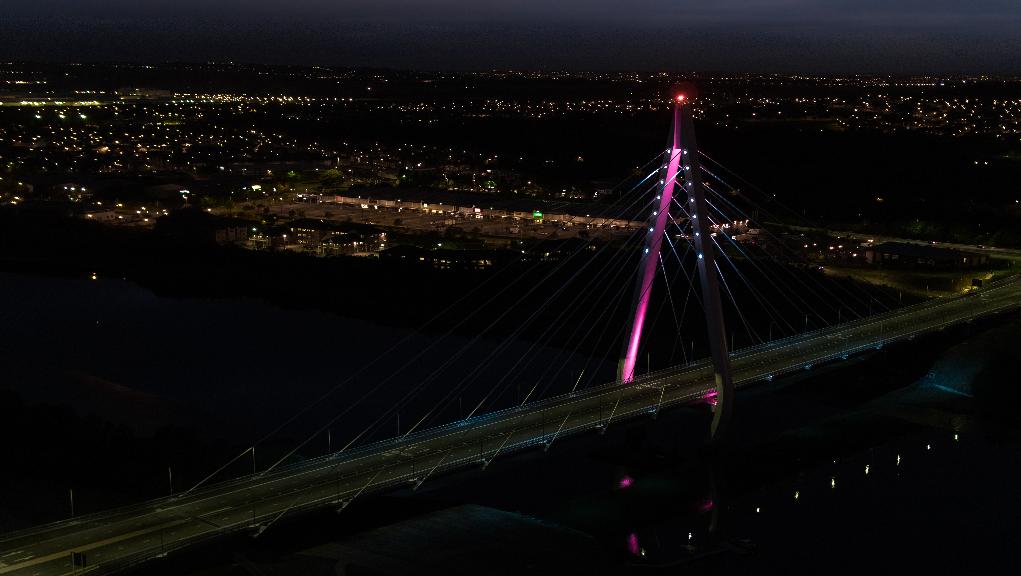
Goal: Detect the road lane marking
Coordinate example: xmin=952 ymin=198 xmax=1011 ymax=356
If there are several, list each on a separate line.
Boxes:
xmin=0 ymin=520 xmax=188 ymax=575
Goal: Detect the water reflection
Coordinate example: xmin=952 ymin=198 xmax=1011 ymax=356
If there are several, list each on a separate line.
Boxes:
xmin=614 ymin=430 xmax=980 ymax=569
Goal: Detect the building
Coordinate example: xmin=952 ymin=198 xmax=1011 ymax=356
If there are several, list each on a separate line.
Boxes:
xmin=155 ymin=209 xmax=252 ymax=245
xmin=380 ymin=245 xmax=507 ymax=270
xmin=283 ymin=218 xmax=386 ymax=255
xmin=322 ymin=188 xmax=645 ymax=230
xmin=864 ymin=242 xmax=988 ymax=269
xmin=82 ymin=210 xmax=119 ymax=222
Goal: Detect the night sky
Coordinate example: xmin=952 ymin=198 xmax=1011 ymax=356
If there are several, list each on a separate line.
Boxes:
xmin=3 ymin=0 xmax=1020 ymax=72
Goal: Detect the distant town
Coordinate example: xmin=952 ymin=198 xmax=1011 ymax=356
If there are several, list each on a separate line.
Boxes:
xmin=2 ymin=63 xmax=1018 ymax=280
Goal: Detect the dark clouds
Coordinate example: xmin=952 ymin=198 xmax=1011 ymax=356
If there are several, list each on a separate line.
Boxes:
xmin=2 ymin=1 xmax=1019 ymax=72
xmin=6 ymin=1 xmax=1019 ymax=21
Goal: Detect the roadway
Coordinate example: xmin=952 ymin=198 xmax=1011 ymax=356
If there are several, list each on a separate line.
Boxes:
xmin=778 ymin=224 xmax=1021 ymax=264
xmin=2 ymin=273 xmax=1020 ymax=575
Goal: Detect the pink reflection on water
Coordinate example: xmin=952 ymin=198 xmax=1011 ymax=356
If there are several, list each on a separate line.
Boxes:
xmin=619 ymin=475 xmax=634 ymax=489
xmin=627 ymin=532 xmax=641 ymax=555
xmin=697 ymin=498 xmax=715 ymax=513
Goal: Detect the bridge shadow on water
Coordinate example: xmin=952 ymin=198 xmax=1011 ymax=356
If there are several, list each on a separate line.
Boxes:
xmin=135 ymin=314 xmax=1021 ymax=576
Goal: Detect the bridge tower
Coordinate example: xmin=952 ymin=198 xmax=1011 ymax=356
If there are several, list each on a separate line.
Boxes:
xmin=619 ymin=92 xmax=735 ymax=439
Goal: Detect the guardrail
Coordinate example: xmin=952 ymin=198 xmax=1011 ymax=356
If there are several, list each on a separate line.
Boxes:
xmin=5 ymin=275 xmax=1019 ymax=575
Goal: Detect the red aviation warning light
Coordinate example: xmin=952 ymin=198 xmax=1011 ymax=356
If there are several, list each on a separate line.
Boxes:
xmin=671 ymin=82 xmax=699 ymax=102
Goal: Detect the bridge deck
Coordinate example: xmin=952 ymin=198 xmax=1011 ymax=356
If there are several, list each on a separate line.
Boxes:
xmin=2 ymin=275 xmax=1019 ymax=575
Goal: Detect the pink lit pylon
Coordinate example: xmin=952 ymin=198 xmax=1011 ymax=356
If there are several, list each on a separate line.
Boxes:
xmin=619 ymin=93 xmax=734 ymax=439
xmin=619 ymin=95 xmax=686 ymax=384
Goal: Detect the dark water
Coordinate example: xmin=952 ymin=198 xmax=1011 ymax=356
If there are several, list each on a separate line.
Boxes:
xmin=0 ymin=271 xmax=609 ymax=443
xmin=191 ymin=314 xmax=1020 ymax=575
xmin=523 ymin=319 xmax=1021 ymax=574
xmin=3 ymin=271 xmax=1020 ymax=573
xmin=0 ymin=270 xmax=610 ymax=529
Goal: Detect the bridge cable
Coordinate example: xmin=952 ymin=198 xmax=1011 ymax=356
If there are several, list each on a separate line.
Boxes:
xmin=261 ymin=173 xmax=665 ymax=472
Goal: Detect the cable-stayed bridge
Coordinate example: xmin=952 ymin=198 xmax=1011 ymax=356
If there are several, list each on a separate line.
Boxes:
xmin=3 ymin=93 xmax=1020 ymax=576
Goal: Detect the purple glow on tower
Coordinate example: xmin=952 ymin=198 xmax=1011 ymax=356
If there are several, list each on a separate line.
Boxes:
xmin=621 ymin=104 xmax=683 ymax=383
xmin=619 ymin=475 xmax=634 ymax=489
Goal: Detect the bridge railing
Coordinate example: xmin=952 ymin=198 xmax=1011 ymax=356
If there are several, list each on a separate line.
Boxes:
xmin=87 ymin=372 xmax=717 ymax=575
xmin=4 ymin=274 xmax=1017 ymax=573
xmin=7 ymin=274 xmax=1010 ymax=546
